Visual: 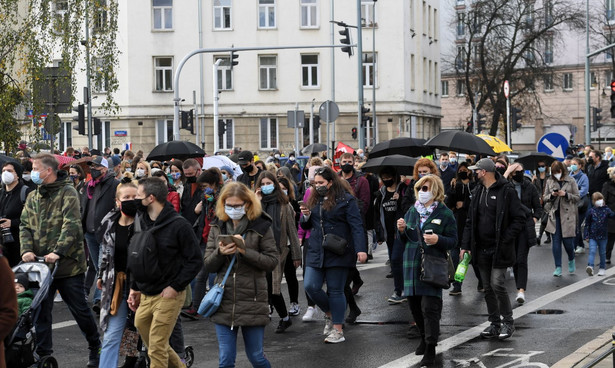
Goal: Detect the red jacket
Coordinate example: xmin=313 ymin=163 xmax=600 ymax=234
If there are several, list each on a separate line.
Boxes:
xmin=0 ymin=255 xmax=18 ymax=368
xmin=167 ymin=190 xmax=180 ymax=213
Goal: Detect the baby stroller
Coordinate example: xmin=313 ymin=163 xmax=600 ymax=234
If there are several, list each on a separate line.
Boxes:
xmin=5 ymin=257 xmax=59 ymax=368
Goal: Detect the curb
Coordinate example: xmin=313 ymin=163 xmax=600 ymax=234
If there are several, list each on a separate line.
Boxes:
xmin=552 ymin=327 xmax=615 ymax=368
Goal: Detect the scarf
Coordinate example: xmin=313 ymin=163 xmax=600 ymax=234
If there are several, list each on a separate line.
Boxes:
xmin=224 ymin=216 xmax=249 ymax=236
xmin=261 ymin=194 xmax=281 ymax=247
xmin=204 ymin=190 xmax=219 ymax=222
xmin=86 ymin=178 xmax=102 ymax=199
xmin=415 ymin=201 xmax=438 ymax=228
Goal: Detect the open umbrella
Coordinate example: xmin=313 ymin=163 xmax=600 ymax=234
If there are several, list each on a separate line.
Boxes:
xmin=53 ymin=154 xmax=75 ymax=168
xmin=146 ymin=141 xmax=205 ymax=161
xmin=60 ymin=156 xmax=92 ymax=174
xmin=368 ymin=137 xmax=431 ymax=159
xmin=0 ymin=154 xmax=20 ymax=168
xmin=361 ymin=155 xmax=418 ymax=175
xmin=477 ymin=134 xmax=512 ymax=153
xmin=514 ymin=152 xmax=556 ymax=171
xmin=301 ymin=143 xmax=328 ymax=155
xmin=202 ymin=156 xmax=242 ymax=179
xmin=425 ymin=130 xmax=496 ymax=156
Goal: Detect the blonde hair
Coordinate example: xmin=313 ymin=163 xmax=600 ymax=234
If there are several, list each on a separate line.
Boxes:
xmin=309 ymin=157 xmax=323 ymax=166
xmin=592 ymin=192 xmax=604 ymax=204
xmin=414 ymin=175 xmax=445 ymax=203
xmin=215 ymin=182 xmax=262 ymax=222
xmin=136 ymin=161 xmax=151 ymax=177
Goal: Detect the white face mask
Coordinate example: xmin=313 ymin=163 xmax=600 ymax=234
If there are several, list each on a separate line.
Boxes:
xmin=22 ymin=174 xmax=31 ymax=181
xmin=595 ymin=199 xmax=605 ymax=207
xmin=554 ymin=173 xmax=562 ymax=180
xmin=1 ymin=171 xmax=15 ymax=185
xmin=418 ymin=190 xmax=433 ymax=204
xmin=136 ymin=169 xmax=145 ymax=178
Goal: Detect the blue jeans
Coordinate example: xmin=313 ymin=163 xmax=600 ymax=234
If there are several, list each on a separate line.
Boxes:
xmin=551 ymin=215 xmax=575 ymax=268
xmin=84 ymin=232 xmax=102 ymax=303
xmin=214 ymin=324 xmax=270 ymax=368
xmin=303 ymin=266 xmax=348 ymax=325
xmin=100 ymin=298 xmax=128 ymax=367
xmin=35 ymin=273 xmax=101 ymax=356
xmin=588 ymin=238 xmax=608 ymax=269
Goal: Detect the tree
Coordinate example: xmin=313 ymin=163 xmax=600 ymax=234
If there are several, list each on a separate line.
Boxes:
xmin=0 ymin=0 xmax=119 ymax=153
xmin=446 ymin=0 xmax=585 ymax=138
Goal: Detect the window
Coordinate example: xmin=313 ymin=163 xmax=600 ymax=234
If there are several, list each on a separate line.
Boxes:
xmin=259 ymin=56 xmax=277 ymax=90
xmin=433 ymin=9 xmax=438 ymax=40
xmin=544 ymin=0 xmax=553 ymax=26
xmin=411 ymin=54 xmax=415 ymax=90
xmin=260 ymin=117 xmax=278 ymax=149
xmin=60 ymin=122 xmax=72 ymax=151
xmin=544 ymin=74 xmax=554 ymax=91
xmin=361 ymin=0 xmax=375 ymax=27
xmin=53 ymin=0 xmax=69 ymax=34
xmin=218 ymin=119 xmax=234 ymax=150
xmin=93 ymin=58 xmax=109 ymax=93
xmin=608 ymin=0 xmax=615 ymax=21
xmin=215 ymin=56 xmax=233 ymax=90
xmin=302 ymin=117 xmax=320 ymax=146
xmin=457 ymin=12 xmax=465 ymax=37
xmin=456 ymin=46 xmax=466 ymax=70
xmin=544 ymin=36 xmax=553 ymax=64
xmin=93 ymin=0 xmax=108 ymax=33
xmin=434 ymin=62 xmax=438 ymax=95
xmin=156 ymin=119 xmax=173 ymax=144
xmin=409 ymin=0 xmax=414 ymax=30
xmin=154 ymin=57 xmax=173 ymax=91
xmin=525 ymin=3 xmax=534 ymax=28
xmin=441 ymin=80 xmax=449 ymax=97
xmin=301 ymin=0 xmax=318 ymax=28
xmin=590 ymin=71 xmax=598 ymax=89
xmin=96 ymin=121 xmax=111 ymax=151
xmin=301 ymin=54 xmax=319 ymax=88
xmin=471 ymin=11 xmax=481 ymax=33
xmin=362 ymin=53 xmax=377 ymax=87
xmin=258 ymin=0 xmax=276 ymax=29
xmin=153 ymin=0 xmax=173 ymax=30
xmin=422 ymin=1 xmax=427 ymax=34
xmin=423 ymin=58 xmax=428 ymax=92
xmin=214 ymin=0 xmax=232 ymax=30
xmin=456 ymin=79 xmax=466 ymax=96
xmin=563 ymin=73 xmax=573 ymax=91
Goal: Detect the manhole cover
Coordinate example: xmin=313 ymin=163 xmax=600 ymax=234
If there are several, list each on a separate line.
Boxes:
xmin=532 ymin=309 xmax=564 ymax=314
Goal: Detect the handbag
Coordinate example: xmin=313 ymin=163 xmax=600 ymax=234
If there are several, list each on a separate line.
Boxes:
xmin=418 ymin=228 xmax=454 ymax=289
xmin=198 ymin=255 xmax=236 ymax=317
xmin=320 ymin=205 xmax=348 ymax=255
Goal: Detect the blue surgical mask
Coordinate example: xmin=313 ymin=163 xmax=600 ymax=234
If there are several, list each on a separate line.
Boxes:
xmin=171 ymin=172 xmax=181 ymax=180
xmin=538 ymin=167 xmax=546 ymax=173
xmin=222 ymin=174 xmax=228 ymax=181
xmin=225 ymin=205 xmax=246 ymax=220
xmin=570 ymin=164 xmax=578 ymax=173
xmin=261 ymin=184 xmax=275 ymax=195
xmin=31 ymin=170 xmax=46 ymax=185
xmin=204 ymin=187 xmax=214 ymax=195
xmin=283 ymin=189 xmax=288 ymax=195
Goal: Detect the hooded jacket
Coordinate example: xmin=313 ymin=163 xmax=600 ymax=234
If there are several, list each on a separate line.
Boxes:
xmin=81 ymin=172 xmax=120 ymax=236
xmin=588 ymin=160 xmax=609 ymax=195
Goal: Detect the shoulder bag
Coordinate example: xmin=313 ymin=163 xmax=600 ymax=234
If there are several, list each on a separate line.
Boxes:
xmin=320 ymin=203 xmax=348 ymax=255
xmin=198 ymin=255 xmax=236 ymax=317
xmin=418 ymin=227 xmax=454 ymax=289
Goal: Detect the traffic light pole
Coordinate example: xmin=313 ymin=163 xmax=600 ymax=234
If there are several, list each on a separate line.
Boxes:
xmin=585 ymin=41 xmax=615 ymax=145
xmin=506 ymin=98 xmax=511 ymax=148
xmin=356 ymin=0 xmax=365 ymax=151
xmin=213 ymin=58 xmax=223 ymax=153
xmin=84 ymin=1 xmax=93 ymax=149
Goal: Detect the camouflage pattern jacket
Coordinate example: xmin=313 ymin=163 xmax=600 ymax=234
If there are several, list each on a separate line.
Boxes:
xmin=19 ymin=171 xmax=86 ymax=278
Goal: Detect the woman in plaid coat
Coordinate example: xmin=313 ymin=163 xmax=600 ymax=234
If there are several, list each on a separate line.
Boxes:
xmin=397 ymin=175 xmax=457 ymax=367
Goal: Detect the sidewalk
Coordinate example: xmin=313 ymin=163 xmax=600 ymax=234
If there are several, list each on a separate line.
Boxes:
xmin=552 ymin=328 xmax=615 ymax=368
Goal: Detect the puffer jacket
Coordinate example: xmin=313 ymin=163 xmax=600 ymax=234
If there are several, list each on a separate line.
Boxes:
xmin=543 ymin=175 xmax=580 ymax=239
xmin=204 ymin=214 xmax=278 ymax=328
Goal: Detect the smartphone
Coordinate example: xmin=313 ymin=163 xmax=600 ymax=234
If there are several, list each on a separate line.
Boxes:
xmin=425 ymin=229 xmax=434 ymax=235
xmin=218 ymin=235 xmax=245 ymax=249
xmin=552 ymin=189 xmax=558 ymax=193
xmin=298 ymin=200 xmax=306 ymax=208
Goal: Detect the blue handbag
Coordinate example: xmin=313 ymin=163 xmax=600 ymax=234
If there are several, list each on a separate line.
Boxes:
xmin=198 ymin=255 xmax=236 ymax=317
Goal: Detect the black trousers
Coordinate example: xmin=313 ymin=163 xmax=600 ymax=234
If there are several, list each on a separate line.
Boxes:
xmin=607 ymin=232 xmax=615 ymax=261
xmin=266 ymin=272 xmax=288 ymax=318
xmin=407 ymin=295 xmax=442 ymax=345
xmin=344 ymin=267 xmax=360 ymax=312
xmin=513 ymin=230 xmax=530 ymax=291
xmin=283 ymin=252 xmax=299 ymax=303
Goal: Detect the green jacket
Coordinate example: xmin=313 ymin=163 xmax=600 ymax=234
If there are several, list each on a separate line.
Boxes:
xmin=19 ymin=172 xmax=86 ymax=278
xmin=17 ymin=289 xmax=33 ymax=316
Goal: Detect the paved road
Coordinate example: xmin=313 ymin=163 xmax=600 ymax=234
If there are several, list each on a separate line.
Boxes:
xmin=48 ymin=239 xmax=615 ymax=367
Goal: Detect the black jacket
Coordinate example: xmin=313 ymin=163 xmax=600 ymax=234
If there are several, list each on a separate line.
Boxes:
xmin=602 ymin=180 xmax=615 ymax=233
xmin=131 ymin=202 xmax=203 ymax=295
xmin=588 ymin=160 xmax=610 ymax=196
xmin=180 ymin=182 xmax=204 ymax=227
xmin=515 ymin=176 xmax=543 ymax=247
xmin=237 ymin=168 xmax=263 ymax=191
xmin=81 ymin=173 xmax=119 ymax=236
xmin=374 ymin=183 xmax=411 ymax=242
xmin=461 ymin=174 xmax=526 ymax=268
xmin=0 ymin=182 xmax=32 ymax=266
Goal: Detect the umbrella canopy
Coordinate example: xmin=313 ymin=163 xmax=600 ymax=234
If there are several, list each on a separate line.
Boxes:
xmin=301 ymin=143 xmax=328 ymax=155
xmin=54 ymin=154 xmax=76 ymax=168
xmin=202 ymin=156 xmax=242 ymax=179
xmin=477 ymin=134 xmax=512 ymax=153
xmin=514 ymin=152 xmax=557 ymax=171
xmin=425 ymin=130 xmax=496 ymax=156
xmin=369 ymin=137 xmax=431 ymax=159
xmin=361 ymin=155 xmax=418 ymax=176
xmin=60 ymin=156 xmax=93 ymax=174
xmin=146 ymin=141 xmax=205 ymax=161
xmin=0 ymin=154 xmax=20 ymax=168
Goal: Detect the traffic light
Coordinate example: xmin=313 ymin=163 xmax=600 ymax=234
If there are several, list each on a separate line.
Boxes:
xmin=592 ymin=106 xmax=603 ymax=131
xmin=73 ymin=104 xmax=85 ymax=135
xmin=181 ymin=109 xmax=195 ymax=134
xmin=361 ymin=105 xmax=371 ymax=127
xmin=230 ymin=51 xmax=239 ymax=70
xmin=610 ymin=80 xmax=615 ymax=118
xmin=218 ymin=119 xmax=226 ymax=136
xmin=477 ymin=113 xmax=486 ymax=133
xmin=351 ymin=127 xmax=357 ymax=139
xmin=93 ymin=118 xmax=102 ymax=136
xmin=511 ymin=107 xmax=523 ymax=131
xmin=339 ymin=27 xmax=353 ymax=57
xmin=465 ymin=120 xmax=473 ymax=133
xmin=313 ymin=115 xmax=321 ymax=130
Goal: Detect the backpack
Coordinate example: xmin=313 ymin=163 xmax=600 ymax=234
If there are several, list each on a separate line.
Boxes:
xmin=20 ymin=185 xmax=28 ymax=204
xmin=127 ymin=213 xmax=180 ymax=283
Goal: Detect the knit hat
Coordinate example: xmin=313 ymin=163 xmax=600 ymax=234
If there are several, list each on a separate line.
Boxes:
xmin=14 ymin=273 xmax=29 ymax=290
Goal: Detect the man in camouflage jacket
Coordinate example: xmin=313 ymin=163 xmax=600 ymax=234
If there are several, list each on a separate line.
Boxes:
xmin=20 ymin=154 xmax=101 ymax=367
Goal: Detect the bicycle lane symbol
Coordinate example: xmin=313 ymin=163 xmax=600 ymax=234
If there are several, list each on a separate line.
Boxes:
xmin=452 ymin=348 xmax=549 ymax=368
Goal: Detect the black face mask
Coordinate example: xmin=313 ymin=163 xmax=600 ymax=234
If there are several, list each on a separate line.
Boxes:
xmin=186 ymin=176 xmax=197 ymax=184
xmin=382 ymin=179 xmax=395 ymax=188
xmin=458 ymin=171 xmax=468 ymax=180
xmin=134 ymin=198 xmax=149 ymax=213
xmin=586 ymin=157 xmax=594 ymax=165
xmin=496 ymin=167 xmax=506 ymax=176
xmin=513 ymin=171 xmax=525 ymax=183
xmin=120 ymin=199 xmax=138 ymax=217
xmin=341 ymin=164 xmax=354 ymax=173
xmin=90 ymin=168 xmax=102 ymax=180
xmin=241 ymin=164 xmax=253 ymax=173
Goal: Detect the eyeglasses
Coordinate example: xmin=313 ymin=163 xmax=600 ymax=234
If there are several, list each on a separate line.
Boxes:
xmin=538 ymin=165 xmax=545 ymax=168
xmin=420 ymin=185 xmax=429 ymax=192
xmin=225 ymin=203 xmax=245 ymax=210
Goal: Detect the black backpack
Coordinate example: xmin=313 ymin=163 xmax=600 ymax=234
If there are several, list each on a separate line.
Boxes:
xmin=127 ymin=213 xmax=180 ymax=283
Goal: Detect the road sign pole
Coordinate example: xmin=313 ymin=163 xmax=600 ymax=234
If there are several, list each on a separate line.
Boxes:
xmin=506 ymin=98 xmax=511 ymax=148
xmin=295 ymin=103 xmax=300 ymax=157
xmin=327 ymin=101 xmax=331 ymax=159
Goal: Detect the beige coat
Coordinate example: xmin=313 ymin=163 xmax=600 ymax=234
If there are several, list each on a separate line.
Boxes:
xmin=543 ymin=175 xmax=580 ymax=238
xmin=270 ymin=204 xmax=301 ymax=295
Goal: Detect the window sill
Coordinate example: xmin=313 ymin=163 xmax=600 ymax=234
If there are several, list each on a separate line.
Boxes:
xmin=257 ymin=27 xmax=278 ymax=30
xmin=563 ymin=88 xmax=573 ymax=92
xmin=544 ymin=89 xmax=554 ymax=93
xmin=259 ymin=88 xmax=279 ymax=91
xmin=300 ymin=86 xmax=320 ymax=90
xmin=300 ymin=26 xmax=319 ymax=30
xmin=213 ymin=28 xmax=233 ymax=31
xmin=153 ymin=90 xmax=174 ymax=93
xmin=151 ymin=28 xmax=174 ymax=32
xmin=442 ymin=95 xmax=449 ymax=98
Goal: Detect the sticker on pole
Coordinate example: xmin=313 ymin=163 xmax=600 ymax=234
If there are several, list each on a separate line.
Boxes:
xmin=537 ymin=133 xmax=569 ymax=161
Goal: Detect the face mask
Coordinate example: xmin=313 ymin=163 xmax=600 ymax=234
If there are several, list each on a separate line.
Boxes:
xmin=440 ymin=161 xmax=449 ymax=169
xmin=242 ymin=164 xmax=253 ymax=173
xmin=124 ymin=168 xmax=132 ymax=173
xmin=554 ymin=173 xmax=562 ymax=180
xmin=171 ymin=172 xmax=181 ymax=180
xmin=359 ymin=153 xmax=365 ymax=158
xmin=31 ymin=170 xmax=47 ymax=185
xmin=315 ymin=185 xmax=328 ymax=196
xmin=496 ymin=167 xmax=506 ymax=176
xmin=274 ymin=154 xmax=280 ymax=159
xmin=538 ymin=167 xmax=546 ymax=173
xmin=225 ymin=205 xmax=246 ymax=220
xmin=587 ymin=157 xmax=594 ymax=165
xmin=418 ymin=190 xmax=433 ymax=204
xmin=457 ymin=171 xmax=468 ymax=180
xmin=136 ymin=169 xmax=145 ymax=178
xmin=282 ymin=189 xmax=288 ymax=195
xmin=204 ymin=187 xmax=215 ymax=195
xmin=382 ymin=179 xmax=395 ymax=188
xmin=261 ymin=183 xmax=275 ymax=195
xmin=186 ymin=176 xmax=196 ymax=184
xmin=22 ymin=174 xmax=31 ymax=182
xmin=513 ymin=171 xmax=524 ymax=183
xmin=595 ymin=199 xmax=605 ymax=207
xmin=341 ymin=164 xmax=354 ymax=173
xmin=450 ymin=158 xmax=457 ymax=164
xmin=91 ymin=168 xmax=103 ymax=180
xmin=120 ymin=199 xmax=138 ymax=217
xmin=570 ymin=164 xmax=578 ymax=173
xmin=289 ymin=157 xmax=296 ymax=162
xmin=134 ymin=198 xmax=149 ymax=213
xmin=418 ymin=173 xmax=427 ymax=179
xmin=1 ymin=172 xmax=15 ymax=185
xmin=222 ymin=174 xmax=228 ymax=181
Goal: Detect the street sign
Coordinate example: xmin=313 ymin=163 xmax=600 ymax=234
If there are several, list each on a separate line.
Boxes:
xmin=287 ymin=110 xmax=305 ymax=128
xmin=537 ymin=132 xmax=569 ymax=161
xmin=114 ymin=130 xmax=127 ymax=137
xmin=504 ymin=80 xmax=510 ymax=99
xmin=319 ymin=100 xmax=340 ymax=122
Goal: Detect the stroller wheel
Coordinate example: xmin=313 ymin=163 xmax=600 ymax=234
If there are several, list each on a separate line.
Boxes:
xmin=184 ymin=346 xmax=194 ymax=368
xmin=39 ymin=355 xmax=58 ymax=368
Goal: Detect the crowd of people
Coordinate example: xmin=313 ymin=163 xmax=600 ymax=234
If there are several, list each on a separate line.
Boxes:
xmin=0 ymin=142 xmax=614 ymax=368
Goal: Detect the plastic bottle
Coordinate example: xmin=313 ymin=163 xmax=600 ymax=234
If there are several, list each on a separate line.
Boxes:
xmin=454 ymin=253 xmax=471 ymax=282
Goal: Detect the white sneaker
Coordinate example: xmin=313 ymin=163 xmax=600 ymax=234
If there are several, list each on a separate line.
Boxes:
xmin=516 ymin=291 xmax=525 ymax=304
xmin=575 ymin=247 xmax=585 ymax=254
xmin=324 ymin=328 xmax=345 ymax=343
xmin=53 ymin=292 xmax=63 ymax=303
xmin=288 ymin=302 xmax=300 ymax=316
xmin=598 ymin=269 xmax=606 ymax=276
xmin=323 ymin=315 xmax=334 ymax=335
xmin=586 ymin=266 xmax=594 ymax=276
xmin=302 ymin=306 xmax=316 ymax=322
xmin=507 ymin=267 xmax=514 ymax=278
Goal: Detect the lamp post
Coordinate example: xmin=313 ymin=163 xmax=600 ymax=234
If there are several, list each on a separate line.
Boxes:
xmin=372 ymin=0 xmax=377 ymax=146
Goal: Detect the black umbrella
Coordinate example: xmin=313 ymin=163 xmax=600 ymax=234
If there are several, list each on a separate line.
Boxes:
xmin=368 ymin=137 xmax=432 ymax=159
xmin=301 ymin=143 xmax=328 ymax=155
xmin=424 ymin=130 xmax=496 ymax=156
xmin=0 ymin=154 xmax=20 ymax=168
xmin=361 ymin=155 xmax=418 ymax=175
xmin=146 ymin=140 xmax=205 ymax=161
xmin=514 ymin=151 xmax=556 ymax=171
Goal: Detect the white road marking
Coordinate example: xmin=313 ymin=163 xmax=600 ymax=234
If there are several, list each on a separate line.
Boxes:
xmin=52 ymin=320 xmax=78 ymax=330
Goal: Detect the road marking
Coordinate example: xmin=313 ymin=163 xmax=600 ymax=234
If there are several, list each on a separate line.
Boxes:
xmin=52 ymin=320 xmax=78 ymax=330
xmin=379 ymin=266 xmax=615 ymax=368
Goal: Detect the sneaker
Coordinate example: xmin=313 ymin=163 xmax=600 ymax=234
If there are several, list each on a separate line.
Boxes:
xmin=351 ymin=279 xmax=364 ymax=295
xmin=477 ymin=284 xmax=485 ymax=293
xmin=568 ymin=259 xmax=576 ymax=274
xmin=268 ymin=305 xmax=274 ymax=320
xmin=607 ymin=260 xmax=611 ymax=264
xmin=553 ymin=267 xmax=562 ymax=277
xmin=87 ymin=346 xmax=101 ymax=367
xmin=544 ymin=236 xmax=552 ymax=244
xmin=407 ymin=323 xmax=421 ymax=339
xmin=449 ymin=285 xmax=462 ymax=296
xmin=323 ymin=315 xmax=334 ymax=335
xmin=288 ymin=302 xmax=301 ymax=316
xmin=324 ymin=329 xmax=345 ymax=343
xmin=598 ymin=269 xmax=606 ymax=276
xmin=181 ymin=307 xmax=200 ymax=320
xmin=507 ymin=267 xmax=515 ymax=279
xmin=345 ymin=307 xmax=361 ymax=324
xmin=480 ymin=324 xmax=500 ymax=339
xmin=385 ymin=259 xmax=391 ymax=266
xmin=575 ymin=246 xmax=585 ymax=254
xmin=516 ymin=291 xmax=525 ymax=304
xmin=498 ymin=323 xmax=515 ymax=340
xmin=385 ymin=272 xmax=393 ymax=279
xmin=302 ymin=306 xmax=317 ymax=322
xmin=387 ymin=293 xmax=406 ymax=304
xmin=275 ymin=318 xmax=292 ymax=333
xmin=92 ymin=301 xmax=101 ymax=315
xmin=53 ymin=292 xmax=63 ymax=303
xmin=586 ymin=266 xmax=594 ymax=276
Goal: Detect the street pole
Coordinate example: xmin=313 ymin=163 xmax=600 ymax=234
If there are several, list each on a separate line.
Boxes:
xmin=213 ymin=59 xmax=222 ymax=153
xmin=473 ymin=92 xmax=478 ymax=135
xmin=309 ymin=99 xmax=315 ymax=145
xmin=84 ymin=1 xmax=93 ymax=149
xmin=585 ymin=0 xmax=591 ymax=145
xmin=193 ymin=90 xmax=198 ymax=145
xmin=198 ymin=0 xmax=205 ymax=149
xmin=330 ymin=0 xmax=335 ymax=160
xmin=294 ymin=103 xmax=300 ymax=157
xmin=357 ymin=0 xmax=364 ymax=150
xmin=506 ymin=98 xmax=511 ymax=148
xmin=372 ymin=0 xmax=377 ymax=145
